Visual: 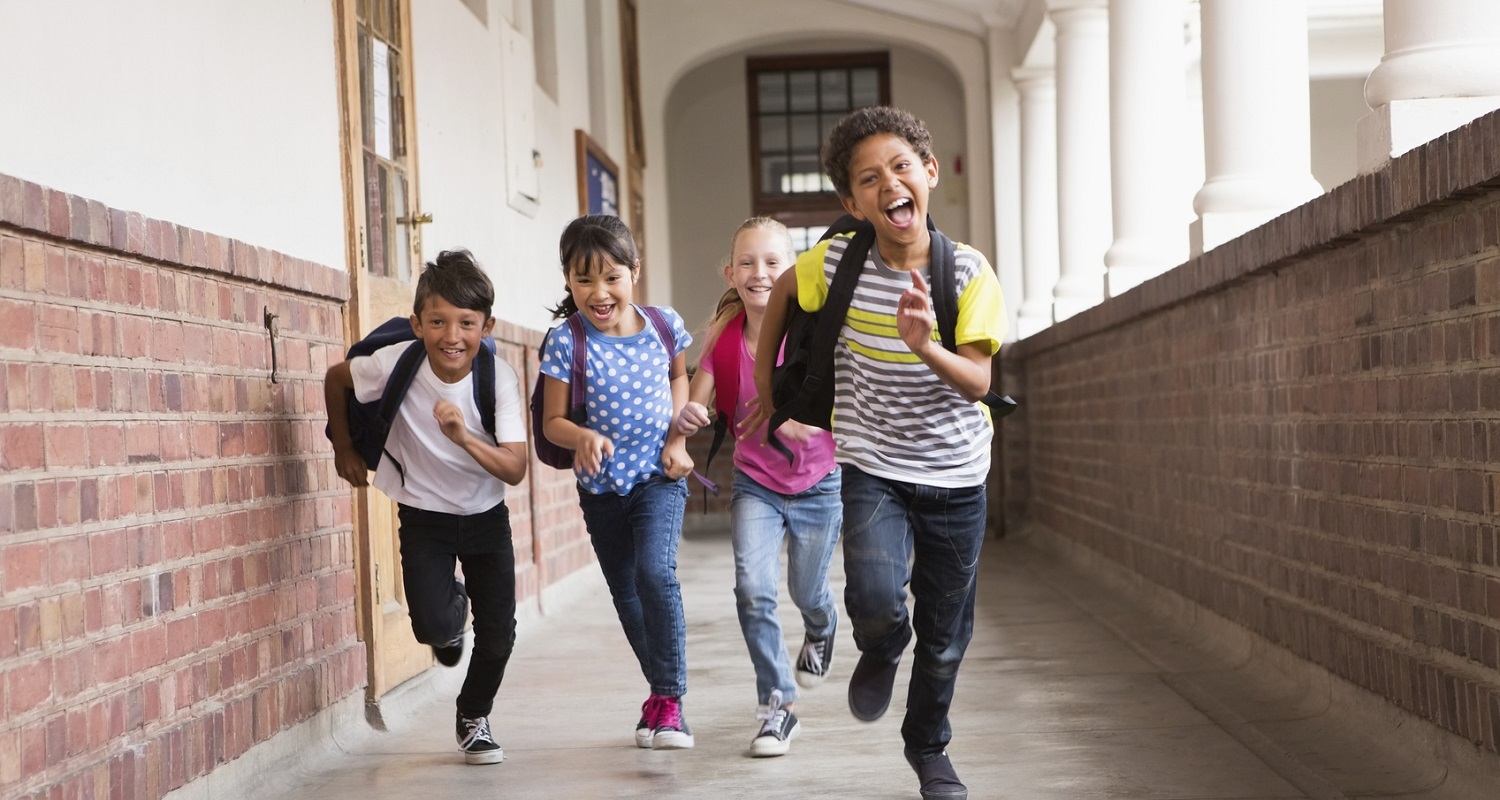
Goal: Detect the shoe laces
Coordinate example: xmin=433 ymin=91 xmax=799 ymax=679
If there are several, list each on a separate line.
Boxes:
xmin=640 ymin=695 xmax=661 ymax=726
xmin=656 ymin=696 xmax=684 ymax=730
xmin=798 ymin=638 xmax=825 ymax=674
xmin=756 ymin=689 xmax=788 ymax=734
xmin=460 ymin=715 xmax=494 ymax=747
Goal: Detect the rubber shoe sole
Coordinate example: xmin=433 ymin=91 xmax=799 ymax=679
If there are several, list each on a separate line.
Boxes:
xmin=651 ymin=729 xmax=694 ymax=749
xmin=464 ymin=747 xmax=504 ymax=765
xmin=749 ymin=719 xmax=800 ymax=758
xmin=905 ymin=749 xmax=968 ymax=800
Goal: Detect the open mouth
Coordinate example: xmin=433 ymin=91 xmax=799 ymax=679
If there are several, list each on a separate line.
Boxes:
xmin=589 ymin=304 xmax=615 ymax=321
xmin=884 ymin=197 xmax=915 ymax=228
xmin=439 ymin=346 xmax=466 ymax=361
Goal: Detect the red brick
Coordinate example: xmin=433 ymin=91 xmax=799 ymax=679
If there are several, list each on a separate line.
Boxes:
xmin=7 ymin=658 xmax=54 ymax=715
xmin=1 ymin=423 xmax=44 ymax=470
xmin=0 ymin=298 xmax=36 ymax=350
xmin=4 ymin=542 xmax=47 ymax=590
xmin=47 ymin=536 xmax=89 ymax=584
xmin=44 ymin=424 xmax=87 ymax=469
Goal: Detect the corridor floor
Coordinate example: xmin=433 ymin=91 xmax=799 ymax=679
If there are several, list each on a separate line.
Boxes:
xmin=256 ymin=525 xmax=1495 ymax=800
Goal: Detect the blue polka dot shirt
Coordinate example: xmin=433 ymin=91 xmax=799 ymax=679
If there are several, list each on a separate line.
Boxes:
xmin=540 ymin=306 xmax=693 ymax=495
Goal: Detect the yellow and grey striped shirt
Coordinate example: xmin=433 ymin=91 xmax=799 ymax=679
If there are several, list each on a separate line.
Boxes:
xmin=794 ymin=232 xmax=1006 ymax=488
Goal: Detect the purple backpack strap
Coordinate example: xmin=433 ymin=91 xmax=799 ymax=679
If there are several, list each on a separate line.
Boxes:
xmin=639 ymin=306 xmax=677 ymax=358
xmin=566 ymin=314 xmax=587 ymax=408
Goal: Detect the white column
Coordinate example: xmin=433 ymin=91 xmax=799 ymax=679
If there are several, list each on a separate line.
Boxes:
xmin=1190 ymin=0 xmax=1322 ymax=255
xmin=1105 ymin=0 xmax=1189 ymax=296
xmin=1049 ymin=0 xmax=1112 ymax=322
xmin=1357 ymin=0 xmax=1500 ymax=174
xmin=1013 ymin=68 xmax=1060 ymax=339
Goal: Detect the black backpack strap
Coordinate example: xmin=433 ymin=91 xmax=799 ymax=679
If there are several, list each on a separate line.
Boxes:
xmin=378 ymin=340 xmax=427 ymax=484
xmin=767 ymin=225 xmax=872 ymax=460
xmin=472 ymin=340 xmax=497 ymax=440
xmin=927 ymin=225 xmax=1019 ymax=419
xmin=566 ymin=314 xmax=587 ymax=424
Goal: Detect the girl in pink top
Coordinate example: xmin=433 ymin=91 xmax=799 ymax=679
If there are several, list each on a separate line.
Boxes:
xmin=676 ymin=217 xmax=841 ymax=758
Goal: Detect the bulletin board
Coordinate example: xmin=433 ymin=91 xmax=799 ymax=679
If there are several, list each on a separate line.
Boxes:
xmin=575 ymin=130 xmax=620 ymax=217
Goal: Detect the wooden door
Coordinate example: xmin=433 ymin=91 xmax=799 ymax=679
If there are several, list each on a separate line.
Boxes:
xmin=334 ymin=0 xmax=435 ymax=708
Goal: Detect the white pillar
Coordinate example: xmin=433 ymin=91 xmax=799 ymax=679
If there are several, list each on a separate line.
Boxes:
xmin=1049 ymin=0 xmax=1112 ymax=322
xmin=1357 ymin=0 xmax=1500 ymax=174
xmin=1105 ymin=0 xmax=1189 ymax=296
xmin=1190 ymin=0 xmax=1322 ymax=255
xmin=1013 ymin=68 xmax=1060 ymax=339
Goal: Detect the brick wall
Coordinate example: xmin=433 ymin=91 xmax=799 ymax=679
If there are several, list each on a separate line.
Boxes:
xmin=0 ymin=174 xmax=363 ymax=798
xmin=1003 ymin=111 xmax=1500 ymax=753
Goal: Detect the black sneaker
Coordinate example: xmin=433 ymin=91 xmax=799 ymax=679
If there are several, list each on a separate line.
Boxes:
xmin=848 ymin=651 xmax=899 ymax=721
xmin=455 ymin=713 xmax=504 ymax=765
xmin=905 ymin=749 xmax=967 ymax=800
xmin=749 ymin=691 xmax=800 ymax=757
xmin=795 ymin=621 xmax=836 ymax=688
xmin=433 ymin=632 xmax=465 ymax=667
xmin=651 ymin=696 xmax=694 ymax=750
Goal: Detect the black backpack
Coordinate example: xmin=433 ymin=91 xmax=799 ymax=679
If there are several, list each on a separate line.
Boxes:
xmin=767 ymin=214 xmax=1016 ymax=459
xmin=325 ymin=316 xmax=497 ymax=483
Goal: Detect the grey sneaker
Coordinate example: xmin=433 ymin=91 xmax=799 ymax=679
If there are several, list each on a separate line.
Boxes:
xmin=455 ymin=713 xmax=503 ymax=765
xmin=749 ymin=690 xmax=800 ymax=757
xmin=795 ymin=625 xmax=836 ymax=688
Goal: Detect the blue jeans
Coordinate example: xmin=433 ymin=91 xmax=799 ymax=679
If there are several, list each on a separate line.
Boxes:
xmin=730 ymin=467 xmax=842 ymax=706
xmin=577 ymin=476 xmax=690 ymax=697
xmin=840 ymin=465 xmax=986 ymax=757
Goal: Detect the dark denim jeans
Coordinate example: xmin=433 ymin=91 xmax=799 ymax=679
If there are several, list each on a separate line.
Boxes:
xmin=840 ymin=465 xmax=986 ymax=757
xmin=577 ymin=476 xmax=690 ymax=697
xmin=396 ymin=501 xmax=517 ymax=719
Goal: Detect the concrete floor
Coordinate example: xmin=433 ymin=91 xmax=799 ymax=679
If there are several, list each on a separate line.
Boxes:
xmin=252 ymin=524 xmax=1497 ymax=800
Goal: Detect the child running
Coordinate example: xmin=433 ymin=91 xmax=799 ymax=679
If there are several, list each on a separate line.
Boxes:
xmin=674 ymin=217 xmax=841 ymax=757
xmin=742 ymin=107 xmax=1007 ymax=800
xmin=537 ymin=214 xmax=698 ymax=749
xmin=324 ymin=250 xmax=529 ymax=765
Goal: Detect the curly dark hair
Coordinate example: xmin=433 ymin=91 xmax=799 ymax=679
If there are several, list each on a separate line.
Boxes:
xmin=413 ymin=249 xmax=494 ymax=318
xmin=821 ymin=106 xmax=934 ymax=198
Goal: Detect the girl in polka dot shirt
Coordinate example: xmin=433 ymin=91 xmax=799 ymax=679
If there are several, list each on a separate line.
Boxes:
xmin=538 ymin=214 xmax=697 ymax=750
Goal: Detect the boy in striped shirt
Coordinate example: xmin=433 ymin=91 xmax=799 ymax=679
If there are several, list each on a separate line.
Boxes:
xmin=745 ymin=106 xmax=1007 ymax=800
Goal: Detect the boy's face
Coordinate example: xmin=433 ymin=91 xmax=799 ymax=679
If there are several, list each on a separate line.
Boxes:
xmin=409 ymin=294 xmax=495 ymax=384
xmin=839 ymin=132 xmax=939 ymax=252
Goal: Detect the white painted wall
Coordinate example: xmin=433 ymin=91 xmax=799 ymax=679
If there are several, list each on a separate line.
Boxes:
xmin=410 ymin=0 xmax=606 ymax=332
xmin=638 ymin=0 xmax=995 ymax=316
xmin=0 ymin=0 xmax=345 ymax=268
xmin=663 ymin=40 xmax=973 ymax=357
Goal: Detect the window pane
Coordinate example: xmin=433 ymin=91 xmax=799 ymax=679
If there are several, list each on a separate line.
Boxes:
xmin=851 ymin=68 xmax=880 ymax=108
xmin=356 ymin=0 xmax=367 ymax=22
xmin=387 ymin=0 xmax=401 ymax=42
xmin=358 ymin=30 xmax=373 ymax=150
xmin=392 ymin=169 xmax=411 ymax=281
xmin=789 ymin=113 xmax=819 ymax=152
xmin=389 ymin=52 xmax=405 ymax=158
xmin=788 ymin=70 xmax=817 ymax=112
xmin=819 ymin=71 xmax=848 ymax=111
xmin=759 ymin=114 xmax=788 ymax=153
xmin=364 ymin=154 xmax=385 ymax=276
xmin=757 ymin=72 xmax=786 ymax=113
xmin=761 ymin=155 xmax=790 ymax=196
xmin=820 ymin=113 xmax=843 ymax=149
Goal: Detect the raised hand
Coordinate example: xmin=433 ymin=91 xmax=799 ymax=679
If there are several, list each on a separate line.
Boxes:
xmin=896 ymin=268 xmax=936 ymax=355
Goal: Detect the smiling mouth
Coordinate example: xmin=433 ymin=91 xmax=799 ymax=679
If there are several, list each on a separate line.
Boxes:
xmin=884 ymin=197 xmax=915 ymax=228
xmin=589 ymin=304 xmax=615 ymax=319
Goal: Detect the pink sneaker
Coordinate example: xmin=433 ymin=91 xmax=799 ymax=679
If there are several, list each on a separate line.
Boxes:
xmin=634 ymin=695 xmax=660 ymax=748
xmin=651 ymin=696 xmax=694 ymax=750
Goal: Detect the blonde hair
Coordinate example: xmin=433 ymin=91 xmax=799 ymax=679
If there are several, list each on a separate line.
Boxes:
xmin=700 ymin=217 xmax=795 ymax=353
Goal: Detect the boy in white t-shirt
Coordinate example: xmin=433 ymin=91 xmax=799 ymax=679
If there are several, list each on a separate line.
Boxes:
xmin=324 ymin=250 xmax=528 ymax=766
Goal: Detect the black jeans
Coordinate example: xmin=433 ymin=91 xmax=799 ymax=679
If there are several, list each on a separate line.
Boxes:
xmin=397 ymin=501 xmax=516 ymax=718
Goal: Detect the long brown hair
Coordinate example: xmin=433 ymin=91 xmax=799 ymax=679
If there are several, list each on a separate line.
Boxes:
xmin=700 ymin=217 xmax=794 ymax=353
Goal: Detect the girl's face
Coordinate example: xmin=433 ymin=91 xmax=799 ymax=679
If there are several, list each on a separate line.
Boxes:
xmin=567 ymin=254 xmax=638 ymax=335
xmin=724 ymin=227 xmax=793 ymax=314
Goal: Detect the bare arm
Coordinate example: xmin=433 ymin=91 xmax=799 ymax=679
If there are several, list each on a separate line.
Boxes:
xmin=324 ymin=361 xmax=369 ymax=487
xmin=432 ymin=370 xmax=529 ymax=485
xmin=542 ymin=374 xmax=613 ymax=476
xmin=675 ymin=361 xmax=716 ymax=437
xmin=661 ymin=352 xmax=694 ymax=479
xmin=898 ymin=269 xmax=993 ymax=402
xmin=739 ymin=268 xmax=798 ymax=440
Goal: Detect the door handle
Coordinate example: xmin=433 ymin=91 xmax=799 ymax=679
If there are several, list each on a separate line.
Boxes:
xmin=396 ymin=212 xmax=433 ymax=226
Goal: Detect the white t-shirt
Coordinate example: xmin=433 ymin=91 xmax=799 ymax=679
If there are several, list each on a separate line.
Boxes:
xmin=349 ymin=342 xmax=527 ymax=515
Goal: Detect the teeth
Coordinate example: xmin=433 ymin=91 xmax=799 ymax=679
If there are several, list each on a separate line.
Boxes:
xmin=885 ymin=198 xmax=911 ymax=211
